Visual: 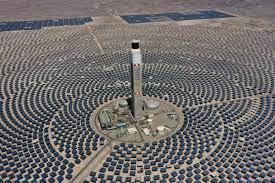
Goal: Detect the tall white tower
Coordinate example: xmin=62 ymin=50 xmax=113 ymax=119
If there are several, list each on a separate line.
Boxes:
xmin=131 ymin=40 xmax=143 ymax=120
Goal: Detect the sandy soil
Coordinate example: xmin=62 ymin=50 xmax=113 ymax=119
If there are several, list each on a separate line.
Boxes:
xmin=0 ymin=0 xmax=274 ymax=24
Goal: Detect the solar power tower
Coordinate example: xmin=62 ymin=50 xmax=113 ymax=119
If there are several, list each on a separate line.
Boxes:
xmin=131 ymin=40 xmax=143 ymax=120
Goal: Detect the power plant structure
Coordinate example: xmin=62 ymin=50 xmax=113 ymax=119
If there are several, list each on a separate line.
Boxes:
xmin=93 ymin=40 xmax=181 ymax=144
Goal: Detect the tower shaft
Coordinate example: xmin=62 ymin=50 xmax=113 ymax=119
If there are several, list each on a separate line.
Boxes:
xmin=131 ymin=40 xmax=143 ymax=120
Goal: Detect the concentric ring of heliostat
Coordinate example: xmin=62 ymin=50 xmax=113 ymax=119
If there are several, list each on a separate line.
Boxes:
xmin=0 ymin=23 xmax=274 ymax=183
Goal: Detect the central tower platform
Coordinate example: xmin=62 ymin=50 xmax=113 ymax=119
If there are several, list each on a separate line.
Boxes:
xmin=92 ymin=97 xmax=183 ymax=143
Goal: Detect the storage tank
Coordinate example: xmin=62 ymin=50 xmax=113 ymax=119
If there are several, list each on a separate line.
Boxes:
xmin=145 ymin=99 xmax=160 ymax=110
xmin=118 ymin=99 xmax=128 ymax=108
